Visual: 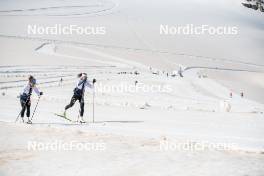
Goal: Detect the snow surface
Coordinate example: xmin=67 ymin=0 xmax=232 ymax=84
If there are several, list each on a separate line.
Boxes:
xmin=0 ymin=0 xmax=264 ymax=175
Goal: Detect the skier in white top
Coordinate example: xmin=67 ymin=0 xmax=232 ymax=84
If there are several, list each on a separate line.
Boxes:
xmin=20 ymin=75 xmax=43 ymax=123
xmin=64 ymin=73 xmax=95 ymax=123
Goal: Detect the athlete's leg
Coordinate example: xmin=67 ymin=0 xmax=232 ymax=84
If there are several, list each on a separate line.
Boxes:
xmin=79 ymin=98 xmax=85 ymax=117
xmin=20 ymin=99 xmax=26 ymax=117
xmin=26 ymin=101 xmax=31 ymax=117
xmin=65 ymin=95 xmax=78 ymax=110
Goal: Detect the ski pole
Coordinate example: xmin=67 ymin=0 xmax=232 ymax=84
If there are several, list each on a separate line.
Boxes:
xmin=15 ymin=106 xmax=25 ymax=123
xmin=93 ymin=88 xmax=95 ymax=123
xmin=92 ymin=78 xmax=96 ymax=123
xmin=30 ymin=96 xmax=41 ymax=121
xmin=16 ymin=105 xmax=25 ymax=122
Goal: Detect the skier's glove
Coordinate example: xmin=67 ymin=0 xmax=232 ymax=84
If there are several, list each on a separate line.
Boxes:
xmin=93 ymin=78 xmax=96 ymax=84
xmin=40 ymin=92 xmax=43 ymax=96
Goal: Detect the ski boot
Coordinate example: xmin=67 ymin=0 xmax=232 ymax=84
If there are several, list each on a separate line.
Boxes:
xmin=27 ymin=120 xmax=32 ymax=124
xmin=79 ymin=117 xmax=86 ymax=124
xmin=26 ymin=117 xmax=32 ymax=124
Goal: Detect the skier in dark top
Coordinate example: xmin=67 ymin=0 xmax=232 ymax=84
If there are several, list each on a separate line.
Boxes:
xmin=64 ymin=73 xmax=94 ymax=123
xmin=241 ymin=92 xmax=244 ymax=98
xmin=20 ymin=75 xmax=43 ymax=123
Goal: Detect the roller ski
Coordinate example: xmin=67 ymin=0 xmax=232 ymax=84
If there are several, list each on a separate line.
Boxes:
xmin=54 ymin=111 xmax=73 ymax=122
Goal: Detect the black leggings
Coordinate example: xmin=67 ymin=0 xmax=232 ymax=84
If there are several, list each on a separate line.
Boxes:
xmin=20 ymin=98 xmax=31 ymax=118
xmin=65 ymin=94 xmax=85 ymax=117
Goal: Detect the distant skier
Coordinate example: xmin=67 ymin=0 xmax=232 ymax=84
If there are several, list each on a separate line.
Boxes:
xmin=64 ymin=73 xmax=94 ymax=123
xmin=241 ymin=92 xmax=244 ymax=98
xmin=59 ymin=77 xmax=63 ymax=86
xmin=19 ymin=75 xmax=43 ymax=124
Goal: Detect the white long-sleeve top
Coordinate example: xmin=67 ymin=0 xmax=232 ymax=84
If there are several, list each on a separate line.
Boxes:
xmin=21 ymin=84 xmax=41 ymax=96
xmin=76 ymin=79 xmax=93 ymax=92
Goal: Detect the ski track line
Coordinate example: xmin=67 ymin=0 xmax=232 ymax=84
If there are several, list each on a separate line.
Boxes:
xmin=0 ymin=65 xmax=116 ymax=68
xmin=0 ymin=78 xmax=76 ymax=90
xmin=0 ymin=1 xmax=118 ymax=17
xmin=183 ymin=66 xmax=264 ymax=73
xmin=0 ymin=65 xmax=119 ymax=89
xmin=39 ymin=49 xmax=128 ymax=68
xmin=0 ymin=74 xmax=74 ymax=84
xmin=0 ymin=66 xmax=115 ymax=74
xmin=0 ymin=5 xmax=104 ymax=13
xmin=64 ymin=45 xmax=148 ymax=69
xmin=0 ymin=34 xmax=264 ymax=69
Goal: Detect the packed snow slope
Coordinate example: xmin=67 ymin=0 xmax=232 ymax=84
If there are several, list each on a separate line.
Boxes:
xmin=0 ymin=0 xmax=264 ymax=103
xmin=0 ymin=64 xmax=264 ymax=176
xmin=0 ymin=0 xmax=264 ymax=176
